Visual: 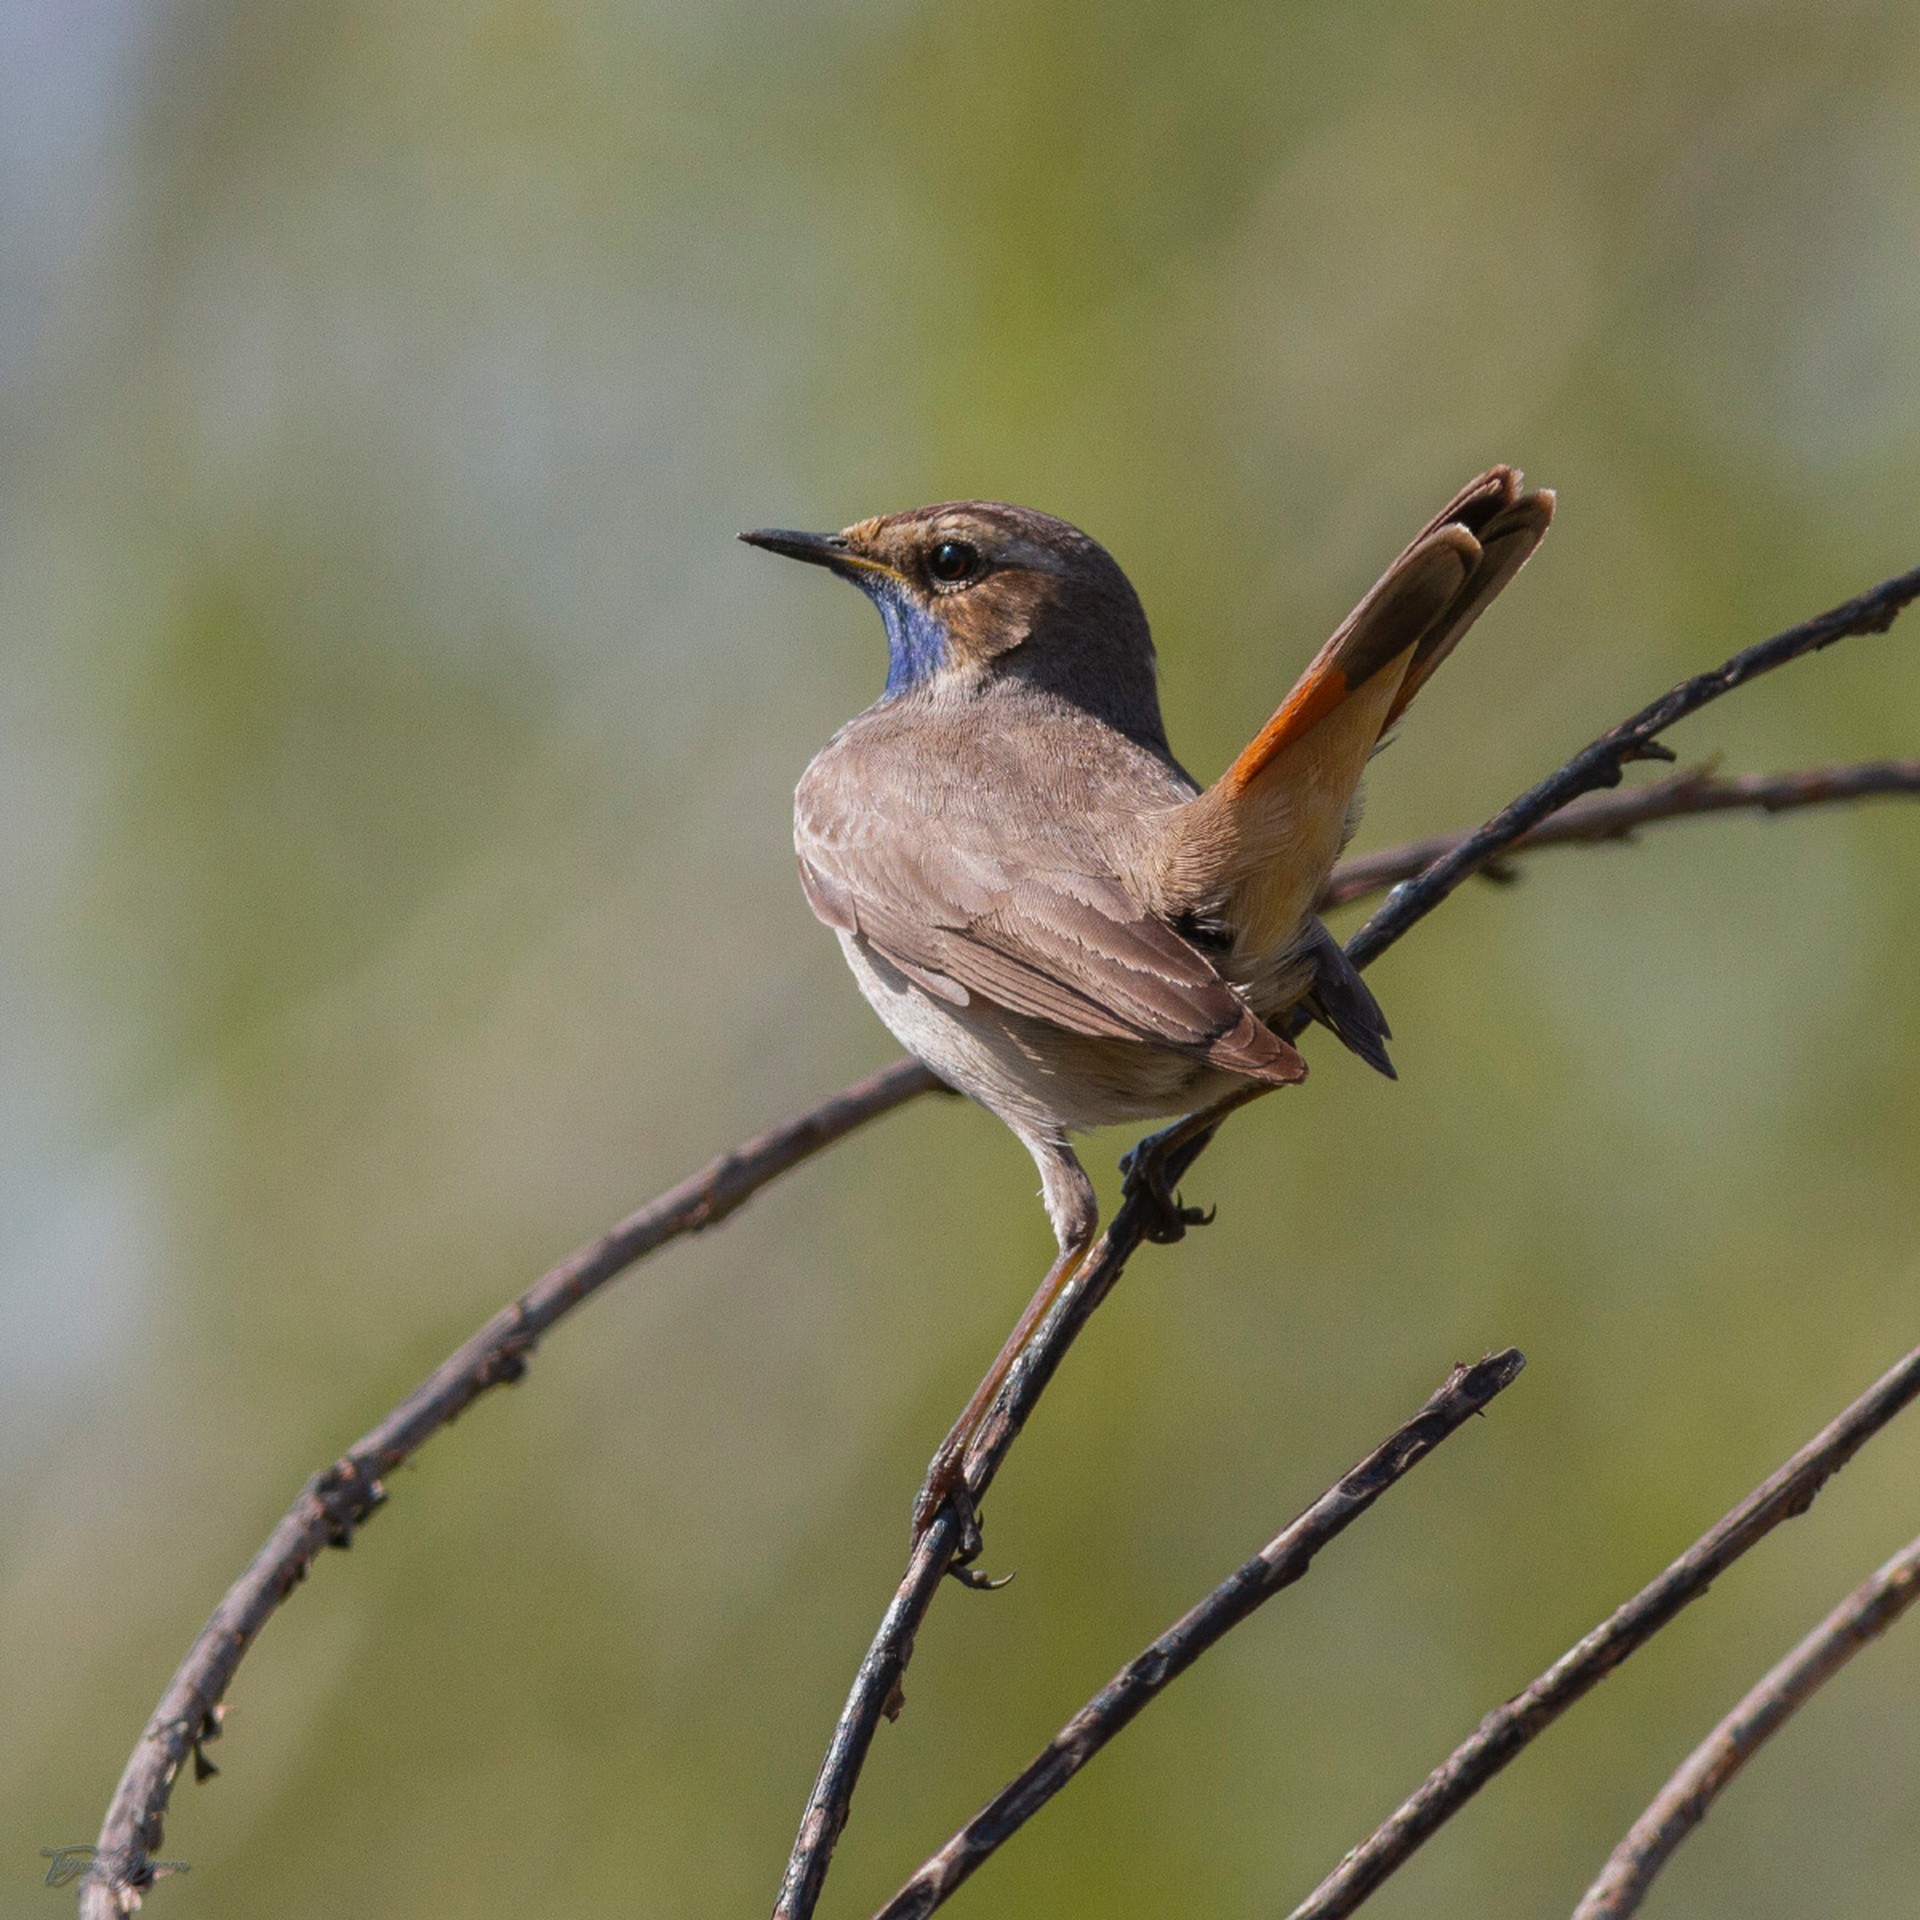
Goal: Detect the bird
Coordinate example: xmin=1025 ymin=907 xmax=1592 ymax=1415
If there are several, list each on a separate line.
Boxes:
xmin=742 ymin=467 xmax=1552 ymax=1564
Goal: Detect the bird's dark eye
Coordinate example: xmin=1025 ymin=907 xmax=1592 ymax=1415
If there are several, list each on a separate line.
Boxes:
xmin=928 ymin=539 xmax=980 ymax=584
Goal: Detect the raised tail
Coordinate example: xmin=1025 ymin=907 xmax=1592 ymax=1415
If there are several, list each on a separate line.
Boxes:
xmin=1376 ymin=466 xmax=1556 ymax=728
xmin=1159 ymin=467 xmax=1552 ymax=1046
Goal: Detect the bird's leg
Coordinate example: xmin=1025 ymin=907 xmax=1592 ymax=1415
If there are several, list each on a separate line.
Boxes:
xmin=1119 ymin=1085 xmax=1266 ymax=1243
xmin=911 ymin=1232 xmax=1092 ymax=1581
xmin=912 ymin=1142 xmax=1097 ymax=1582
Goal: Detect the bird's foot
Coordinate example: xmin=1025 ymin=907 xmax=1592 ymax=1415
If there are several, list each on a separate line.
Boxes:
xmin=1120 ymin=1123 xmax=1218 ymax=1245
xmin=911 ymin=1443 xmax=1012 ymax=1590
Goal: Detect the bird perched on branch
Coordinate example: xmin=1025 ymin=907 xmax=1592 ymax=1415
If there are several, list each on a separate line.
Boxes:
xmin=743 ymin=467 xmax=1552 ymax=1562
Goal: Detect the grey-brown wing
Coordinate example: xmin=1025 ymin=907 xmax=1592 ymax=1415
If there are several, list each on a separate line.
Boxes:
xmin=796 ymin=809 xmax=1303 ymax=1084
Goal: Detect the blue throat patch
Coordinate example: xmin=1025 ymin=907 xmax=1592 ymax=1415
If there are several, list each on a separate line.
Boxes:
xmin=860 ymin=577 xmax=949 ymax=698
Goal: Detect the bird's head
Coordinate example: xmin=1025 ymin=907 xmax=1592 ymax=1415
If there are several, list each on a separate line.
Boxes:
xmin=741 ymin=501 xmax=1165 ymax=742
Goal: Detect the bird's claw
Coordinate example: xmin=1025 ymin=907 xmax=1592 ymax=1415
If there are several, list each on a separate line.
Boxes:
xmin=1121 ymin=1130 xmax=1217 ymax=1244
xmin=911 ymin=1448 xmax=1012 ymax=1590
xmin=949 ymin=1555 xmax=1015 ymax=1592
xmin=1143 ymin=1193 xmax=1215 ymax=1244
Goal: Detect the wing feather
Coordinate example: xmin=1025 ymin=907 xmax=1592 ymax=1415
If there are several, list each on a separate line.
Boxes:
xmin=795 ymin=827 xmax=1305 ymax=1084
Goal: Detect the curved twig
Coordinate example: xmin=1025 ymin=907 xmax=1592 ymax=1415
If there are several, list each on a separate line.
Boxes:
xmin=1320 ymin=757 xmax=1920 ymax=908
xmin=1571 ymin=1528 xmax=1920 ymax=1920
xmin=872 ymin=1350 xmax=1527 ymax=1920
xmin=77 ymin=1057 xmax=939 ymax=1917
xmin=774 ymin=564 xmax=1920 ymax=1920
xmin=1337 ymin=565 xmax=1920 ymax=972
xmin=71 ymin=756 xmax=1920 ymax=1909
xmin=79 ymin=567 xmax=1920 ymax=1917
xmin=771 ymin=1162 xmax=1181 ymax=1917
xmin=1287 ymin=1343 xmax=1920 ymax=1920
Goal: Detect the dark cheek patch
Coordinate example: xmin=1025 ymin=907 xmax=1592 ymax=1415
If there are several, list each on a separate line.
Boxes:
xmin=939 ymin=579 xmax=1040 ymax=669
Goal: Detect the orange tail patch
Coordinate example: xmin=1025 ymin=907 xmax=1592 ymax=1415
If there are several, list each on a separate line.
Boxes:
xmin=1224 ymin=522 xmax=1479 ymax=793
xmin=1159 ymin=468 xmax=1553 ymax=974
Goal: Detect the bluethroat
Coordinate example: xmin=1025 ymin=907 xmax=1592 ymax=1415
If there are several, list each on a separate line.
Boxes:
xmin=743 ymin=468 xmax=1552 ymax=1558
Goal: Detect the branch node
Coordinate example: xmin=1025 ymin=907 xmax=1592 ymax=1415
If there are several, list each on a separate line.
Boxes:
xmin=312 ymin=1457 xmax=387 ymax=1549
xmin=480 ymin=1339 xmax=533 ymax=1388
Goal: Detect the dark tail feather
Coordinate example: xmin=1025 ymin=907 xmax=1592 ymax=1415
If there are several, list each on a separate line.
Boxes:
xmin=1298 ymin=918 xmax=1396 ymax=1079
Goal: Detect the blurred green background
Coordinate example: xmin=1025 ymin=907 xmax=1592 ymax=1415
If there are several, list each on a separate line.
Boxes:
xmin=5 ymin=3 xmax=1919 ymax=1916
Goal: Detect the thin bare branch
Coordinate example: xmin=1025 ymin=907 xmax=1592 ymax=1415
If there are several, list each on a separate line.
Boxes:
xmin=770 ymin=1203 xmax=1130 ymax=1915
xmin=74 ymin=753 xmax=1916 ymax=1911
xmin=1572 ymin=1528 xmax=1920 ymax=1920
xmin=1321 ymin=757 xmax=1920 ymax=909
xmin=79 ymin=561 xmax=1920 ymax=1918
xmin=1337 ymin=563 xmax=1920 ymax=973
xmin=774 ymin=565 xmax=1920 ymax=1920
xmin=77 ymin=1057 xmax=939 ymax=1917
xmin=872 ymin=1350 xmax=1527 ymax=1920
xmin=1288 ymin=1343 xmax=1920 ymax=1920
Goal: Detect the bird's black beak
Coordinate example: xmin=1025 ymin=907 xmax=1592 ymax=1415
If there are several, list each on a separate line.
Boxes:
xmin=739 ymin=527 xmax=848 ymax=570
xmin=739 ymin=527 xmax=901 ymax=587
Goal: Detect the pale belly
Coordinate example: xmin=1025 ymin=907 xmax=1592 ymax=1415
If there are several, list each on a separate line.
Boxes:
xmin=837 ymin=931 xmax=1245 ymax=1143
